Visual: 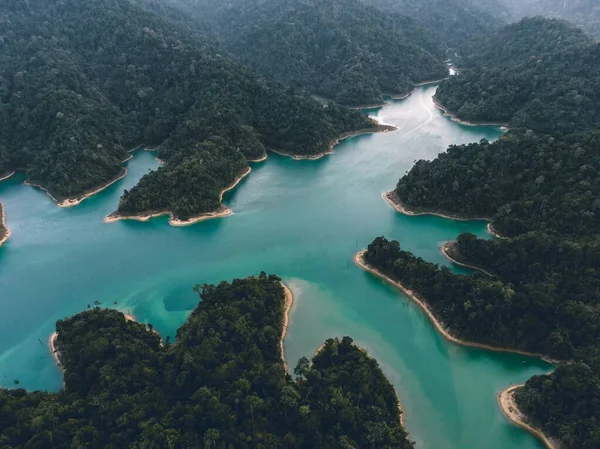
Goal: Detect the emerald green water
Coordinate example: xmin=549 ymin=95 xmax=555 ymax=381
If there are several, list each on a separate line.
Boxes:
xmin=0 ymin=86 xmax=548 ymax=449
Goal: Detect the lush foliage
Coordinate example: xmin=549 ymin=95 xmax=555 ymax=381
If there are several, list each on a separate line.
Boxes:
xmin=366 ymin=0 xmax=501 ymax=50
xmin=435 ymin=18 xmax=600 ymax=132
xmin=516 ymin=363 xmax=600 ymax=449
xmin=0 ymin=274 xmax=411 ymax=448
xmin=169 ymin=0 xmax=449 ymax=106
xmin=394 ymin=130 xmax=600 ymax=238
xmin=479 ymin=0 xmax=600 ymax=38
xmin=364 ymin=236 xmax=594 ymax=360
xmin=0 ymin=0 xmax=371 ymax=206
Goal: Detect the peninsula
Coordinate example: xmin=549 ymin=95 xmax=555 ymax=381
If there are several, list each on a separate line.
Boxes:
xmin=3 ymin=274 xmax=413 ymax=448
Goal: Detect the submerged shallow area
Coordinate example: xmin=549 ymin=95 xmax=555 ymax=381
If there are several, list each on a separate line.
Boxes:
xmin=0 ymin=86 xmax=548 ymax=449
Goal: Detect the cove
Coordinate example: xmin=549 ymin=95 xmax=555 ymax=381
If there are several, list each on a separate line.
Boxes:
xmin=0 ymin=86 xmax=549 ymax=449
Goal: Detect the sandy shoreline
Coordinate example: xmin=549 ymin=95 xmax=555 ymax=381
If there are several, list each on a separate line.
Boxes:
xmin=354 ymin=250 xmax=558 ymax=361
xmin=280 ymin=282 xmax=295 ymax=372
xmin=272 ymin=121 xmax=397 ymax=161
xmin=383 ymin=191 xmax=491 ymax=222
xmin=384 ymin=192 xmax=508 ymax=239
xmin=105 ymin=166 xmax=251 ymax=226
xmin=440 ymin=241 xmax=494 ymax=277
xmin=499 ymin=386 xmax=559 ymax=449
xmin=48 ymin=332 xmax=63 ymax=374
xmin=0 ymin=203 xmax=10 ymax=247
xmin=0 ymin=171 xmax=16 ymax=182
xmin=433 ymin=98 xmax=509 ymax=127
xmin=248 ymin=153 xmax=268 ymax=163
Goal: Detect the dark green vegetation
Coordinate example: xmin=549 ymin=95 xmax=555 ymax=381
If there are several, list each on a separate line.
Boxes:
xmin=366 ymin=0 xmax=500 ymax=50
xmin=364 ymin=235 xmax=600 ymax=447
xmin=480 ymin=0 xmax=600 ymax=38
xmin=380 ymin=17 xmax=600 ymax=441
xmin=0 ymin=274 xmax=412 ymax=448
xmin=516 ymin=364 xmax=600 ymax=449
xmin=0 ymin=0 xmax=370 ymax=214
xmin=364 ymin=236 xmax=600 ymax=362
xmin=394 ymin=130 xmax=600 ymax=238
xmin=168 ymin=0 xmax=449 ymax=106
xmin=435 ymin=18 xmax=600 ymax=132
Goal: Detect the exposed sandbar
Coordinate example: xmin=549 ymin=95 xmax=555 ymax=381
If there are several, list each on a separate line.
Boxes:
xmin=499 ymin=385 xmax=560 ymax=449
xmin=440 ymin=241 xmax=494 ymax=277
xmin=280 ymin=282 xmax=294 ymax=372
xmin=354 ymin=250 xmax=558 ymax=361
xmin=0 ymin=203 xmax=10 ymax=247
xmin=433 ymin=98 xmax=509 ymax=127
xmin=105 ymin=167 xmax=251 ymax=226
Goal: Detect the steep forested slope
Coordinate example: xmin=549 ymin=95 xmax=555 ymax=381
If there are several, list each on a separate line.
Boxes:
xmin=0 ymin=0 xmax=371 ymax=215
xmin=434 ymin=18 xmax=600 ymax=132
xmin=166 ymin=0 xmax=449 ymax=106
xmin=366 ymin=0 xmax=501 ymax=50
xmin=0 ymin=274 xmax=412 ymax=448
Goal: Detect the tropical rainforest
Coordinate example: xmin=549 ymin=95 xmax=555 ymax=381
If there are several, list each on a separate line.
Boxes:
xmin=165 ymin=0 xmax=450 ymax=106
xmin=0 ymin=0 xmax=372 ymax=218
xmin=479 ymin=0 xmax=600 ymax=38
xmin=434 ymin=17 xmax=600 ymax=132
xmin=363 ymin=236 xmax=600 ymax=448
xmin=0 ymin=274 xmax=412 ymax=448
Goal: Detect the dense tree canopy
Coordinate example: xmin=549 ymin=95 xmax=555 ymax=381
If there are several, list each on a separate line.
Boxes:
xmin=516 ymin=363 xmax=600 ymax=449
xmin=366 ymin=0 xmax=501 ymax=51
xmin=434 ymin=18 xmax=600 ymax=132
xmin=0 ymin=0 xmax=371 ymax=210
xmin=0 ymin=274 xmax=412 ymax=448
xmin=166 ymin=0 xmax=449 ymax=106
xmin=393 ymin=130 xmax=600 ymax=238
xmin=479 ymin=0 xmax=600 ymax=38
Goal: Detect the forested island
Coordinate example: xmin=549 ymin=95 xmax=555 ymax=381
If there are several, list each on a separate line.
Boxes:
xmin=0 ymin=0 xmax=373 ymax=217
xmin=0 ymin=274 xmax=412 ymax=448
xmin=434 ymin=17 xmax=600 ymax=132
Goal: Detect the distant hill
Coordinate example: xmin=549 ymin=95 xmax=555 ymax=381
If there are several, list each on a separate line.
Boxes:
xmin=479 ymin=0 xmax=600 ymax=37
xmin=365 ymin=0 xmax=502 ymax=50
xmin=434 ymin=17 xmax=600 ymax=133
xmin=165 ymin=0 xmax=450 ymax=106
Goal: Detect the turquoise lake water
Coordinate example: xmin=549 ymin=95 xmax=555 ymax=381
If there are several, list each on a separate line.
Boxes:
xmin=0 ymin=86 xmax=549 ymax=449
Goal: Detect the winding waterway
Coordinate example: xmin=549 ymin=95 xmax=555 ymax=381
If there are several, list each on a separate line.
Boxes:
xmin=0 ymin=86 xmax=549 ymax=449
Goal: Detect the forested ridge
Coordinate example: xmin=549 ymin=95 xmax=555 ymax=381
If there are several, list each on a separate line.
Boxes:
xmin=165 ymin=0 xmax=449 ymax=106
xmin=0 ymin=0 xmax=371 ymax=217
xmin=365 ymin=0 xmax=501 ymax=51
xmin=479 ymin=0 xmax=600 ymax=38
xmin=0 ymin=274 xmax=412 ymax=448
xmin=434 ymin=18 xmax=600 ymax=132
